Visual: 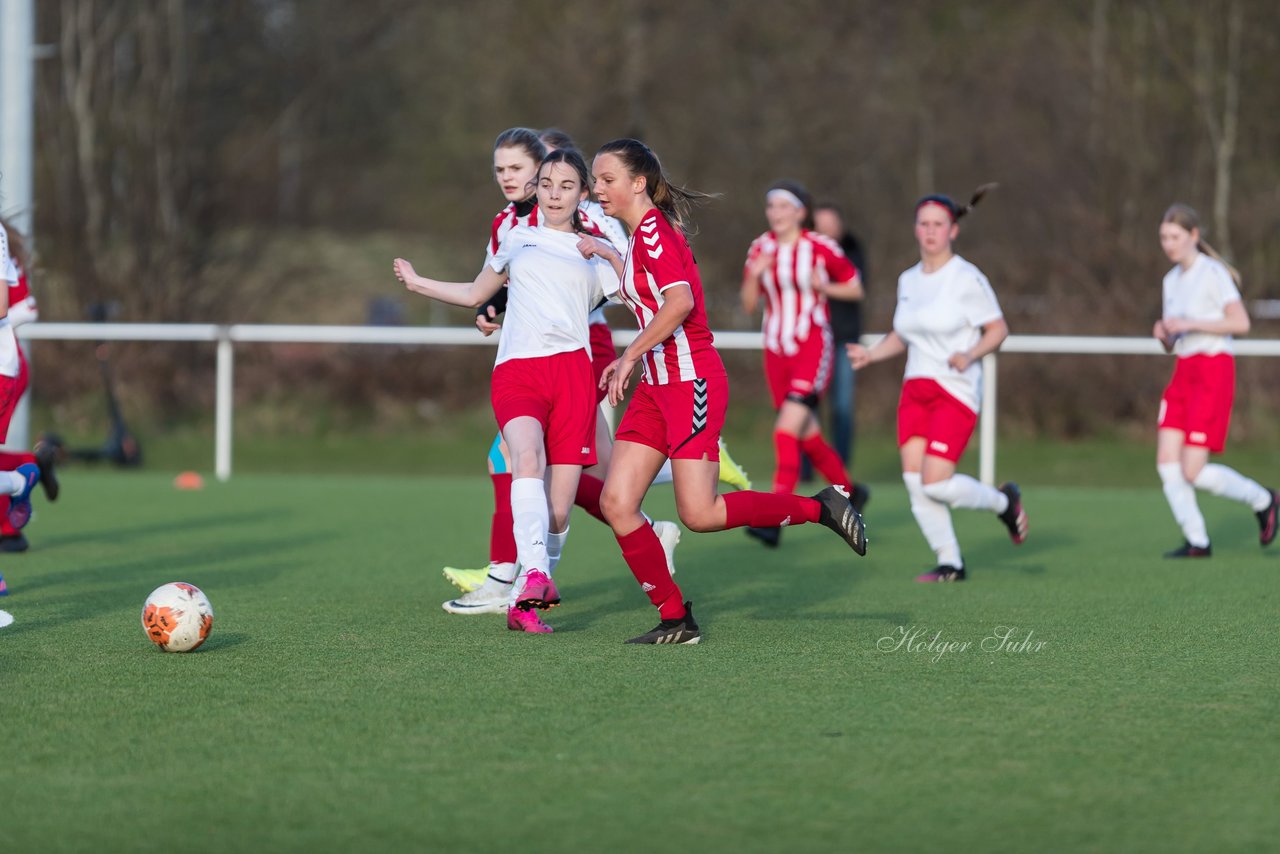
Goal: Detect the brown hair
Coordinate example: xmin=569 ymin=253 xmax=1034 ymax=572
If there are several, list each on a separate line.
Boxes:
xmin=595 ymin=138 xmax=715 ymax=233
xmin=494 ymin=127 xmax=548 ymax=164
xmin=538 ymin=148 xmax=592 ymax=234
xmin=1162 ymin=203 xmax=1242 ymax=287
xmin=915 ymin=183 xmax=998 ymax=223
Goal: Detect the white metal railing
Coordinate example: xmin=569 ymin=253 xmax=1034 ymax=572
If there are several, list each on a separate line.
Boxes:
xmin=17 ymin=323 xmax=1280 ymax=483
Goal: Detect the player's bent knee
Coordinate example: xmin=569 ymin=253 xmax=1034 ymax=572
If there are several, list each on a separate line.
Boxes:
xmin=921 ymin=478 xmax=958 ymax=504
xmin=678 ymin=505 xmax=721 ymax=534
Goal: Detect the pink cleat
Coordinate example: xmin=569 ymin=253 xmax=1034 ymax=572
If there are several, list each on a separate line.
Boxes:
xmin=507 ymin=607 xmax=553 ymax=633
xmin=515 ymin=570 xmax=560 ymax=611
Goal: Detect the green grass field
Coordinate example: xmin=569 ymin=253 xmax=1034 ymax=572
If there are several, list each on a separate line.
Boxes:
xmin=2 ymin=468 xmax=1277 ymax=852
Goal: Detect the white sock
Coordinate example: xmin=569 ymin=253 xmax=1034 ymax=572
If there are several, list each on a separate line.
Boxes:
xmin=904 ymin=472 xmax=962 ymax=567
xmin=1158 ymin=463 xmax=1209 ymax=548
xmin=651 ymin=459 xmax=674 ymax=485
xmin=921 ymin=474 xmax=1008 ymax=513
xmin=1193 ymin=464 xmax=1272 ymax=512
xmin=510 ymin=477 xmax=550 ymax=576
xmin=0 ymin=470 xmax=24 ymax=496
xmin=546 ymin=527 xmax=569 ymax=575
xmin=488 ymin=561 xmax=517 ymax=584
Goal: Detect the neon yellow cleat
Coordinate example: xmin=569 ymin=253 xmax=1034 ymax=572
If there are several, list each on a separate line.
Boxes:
xmin=717 ymin=438 xmax=752 ymax=491
xmin=442 ymin=565 xmax=490 ymax=594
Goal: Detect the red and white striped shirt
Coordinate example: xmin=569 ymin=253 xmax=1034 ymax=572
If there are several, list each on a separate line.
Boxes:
xmin=616 ymin=209 xmax=725 ymax=385
xmin=485 ymin=201 xmax=540 ymax=263
xmin=745 ymin=230 xmax=858 ymax=356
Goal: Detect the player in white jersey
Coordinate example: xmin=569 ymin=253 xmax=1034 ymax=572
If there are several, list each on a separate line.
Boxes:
xmin=396 ymin=149 xmax=617 ymax=633
xmin=847 ymin=187 xmax=1026 ymax=582
xmin=1152 ymin=204 xmax=1278 ymax=557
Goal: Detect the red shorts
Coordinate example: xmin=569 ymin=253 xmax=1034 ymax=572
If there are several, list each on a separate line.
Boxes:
xmin=1158 ymin=354 xmax=1235 ymax=453
xmin=0 ymin=350 xmax=28 ymax=442
xmin=764 ymin=330 xmax=833 ymax=409
xmin=589 ymin=322 xmax=616 ymax=405
xmin=490 ymin=350 xmax=597 ymax=466
xmin=897 ymin=378 xmax=978 ymax=463
xmin=616 ymin=374 xmax=727 ymax=461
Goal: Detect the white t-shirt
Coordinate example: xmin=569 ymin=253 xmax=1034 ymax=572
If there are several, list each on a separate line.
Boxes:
xmin=0 ymin=228 xmax=16 ymax=286
xmin=488 ymin=224 xmax=616 ymax=366
xmin=580 ymin=199 xmax=625 ymax=326
xmin=1163 ymin=253 xmax=1241 ymax=357
xmin=894 ymin=255 xmax=1004 ymax=412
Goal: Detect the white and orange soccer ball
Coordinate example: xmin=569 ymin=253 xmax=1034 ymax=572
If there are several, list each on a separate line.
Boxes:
xmin=142 ymin=582 xmax=214 ymax=652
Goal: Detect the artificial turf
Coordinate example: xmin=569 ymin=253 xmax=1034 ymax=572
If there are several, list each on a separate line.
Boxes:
xmin=1 ymin=470 xmax=1276 ymax=852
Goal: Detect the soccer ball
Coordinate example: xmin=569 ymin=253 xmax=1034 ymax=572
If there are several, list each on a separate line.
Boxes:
xmin=142 ymin=582 xmax=214 ymax=652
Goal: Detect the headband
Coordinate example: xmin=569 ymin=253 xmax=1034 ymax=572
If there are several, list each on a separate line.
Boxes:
xmin=767 ymin=188 xmax=806 ymax=210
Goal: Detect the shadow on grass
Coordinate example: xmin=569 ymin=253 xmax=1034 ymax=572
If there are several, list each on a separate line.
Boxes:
xmin=36 ymin=509 xmax=294 ymax=551
xmin=197 ymin=630 xmax=251 ymax=652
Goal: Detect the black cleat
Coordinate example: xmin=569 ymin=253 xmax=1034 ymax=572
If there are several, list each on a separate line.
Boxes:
xmin=0 ymin=534 xmax=29 ymax=553
xmin=998 ymin=482 xmax=1027 ymax=544
xmin=811 ymin=485 xmax=867 ymax=556
xmin=745 ymin=526 xmax=782 ymax=548
xmin=34 ymin=441 xmax=59 ymax=503
xmin=1257 ymin=489 xmax=1279 ymax=547
xmin=916 ymin=564 xmax=966 ymax=582
xmin=1164 ymin=541 xmax=1212 ymax=558
xmin=850 ymin=483 xmax=871 ymax=514
xmin=625 ymin=601 xmax=701 ymax=645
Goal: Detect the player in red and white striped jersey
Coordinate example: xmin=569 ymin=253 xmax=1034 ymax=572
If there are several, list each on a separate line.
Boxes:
xmin=578 ymin=139 xmax=867 ymax=645
xmin=848 ymin=188 xmax=1026 ymax=582
xmin=741 ymin=180 xmax=867 ymax=548
xmin=1152 ymin=204 xmax=1278 ymax=557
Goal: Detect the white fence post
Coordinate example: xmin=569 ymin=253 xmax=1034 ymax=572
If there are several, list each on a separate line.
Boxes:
xmin=979 ymin=352 xmax=997 ymax=486
xmin=215 ymin=331 xmax=233 ymax=482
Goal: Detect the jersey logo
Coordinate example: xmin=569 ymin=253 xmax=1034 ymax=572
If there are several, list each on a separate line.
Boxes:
xmin=639 ymin=220 xmax=658 ymax=235
xmin=647 ymin=245 xmax=664 ymax=259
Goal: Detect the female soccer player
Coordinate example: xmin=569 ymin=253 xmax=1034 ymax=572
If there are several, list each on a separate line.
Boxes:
xmin=0 ymin=220 xmax=43 ymax=594
xmin=1151 ymin=204 xmax=1278 ymax=556
xmin=395 ymin=148 xmax=615 ymax=633
xmin=741 ymin=180 xmax=867 ymax=548
xmin=579 ymin=139 xmax=867 ymax=644
xmin=847 ymin=188 xmax=1025 ymax=582
xmin=0 ymin=218 xmax=58 ymax=556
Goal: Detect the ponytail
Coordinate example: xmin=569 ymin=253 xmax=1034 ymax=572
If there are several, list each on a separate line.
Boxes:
xmin=915 ymin=183 xmax=997 ymax=223
xmin=1162 ymin=203 xmax=1242 ymax=288
xmin=596 ymin=138 xmax=717 ymax=234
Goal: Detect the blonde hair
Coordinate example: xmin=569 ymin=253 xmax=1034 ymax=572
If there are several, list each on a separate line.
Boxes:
xmin=1162 ymin=204 xmax=1241 ymax=288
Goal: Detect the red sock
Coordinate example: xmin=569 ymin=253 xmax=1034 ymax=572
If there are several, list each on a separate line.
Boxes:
xmin=574 ymin=474 xmax=607 ymax=524
xmin=616 ymin=524 xmax=685 ymax=620
xmin=489 ymin=473 xmax=517 ymax=565
xmin=772 ymin=431 xmax=802 ymax=494
xmin=800 ymin=435 xmax=853 ymax=490
xmin=0 ymin=452 xmax=34 ymax=469
xmin=722 ymin=490 xmax=821 ymax=529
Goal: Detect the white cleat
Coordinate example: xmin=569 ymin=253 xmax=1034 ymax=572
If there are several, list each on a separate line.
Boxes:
xmin=653 ymin=520 xmax=682 ymax=577
xmin=442 ymin=575 xmax=513 ymax=615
